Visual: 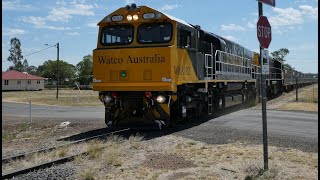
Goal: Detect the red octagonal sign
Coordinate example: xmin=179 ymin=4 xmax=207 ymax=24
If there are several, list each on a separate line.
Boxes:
xmin=257 ymin=16 xmax=272 ymax=49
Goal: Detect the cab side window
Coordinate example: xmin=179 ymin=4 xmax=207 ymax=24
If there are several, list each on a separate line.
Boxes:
xmin=178 ymin=28 xmax=192 ymax=49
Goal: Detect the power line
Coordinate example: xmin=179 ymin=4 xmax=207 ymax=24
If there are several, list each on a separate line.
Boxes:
xmin=24 ymin=44 xmax=56 ymax=57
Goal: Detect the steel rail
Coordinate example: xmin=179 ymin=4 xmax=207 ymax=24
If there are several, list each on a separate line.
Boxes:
xmin=2 ymin=128 xmax=130 ymax=164
xmin=2 ymin=151 xmax=88 ymax=179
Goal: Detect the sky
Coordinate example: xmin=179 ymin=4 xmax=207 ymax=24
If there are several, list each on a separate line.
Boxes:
xmin=2 ymin=0 xmax=318 ymax=73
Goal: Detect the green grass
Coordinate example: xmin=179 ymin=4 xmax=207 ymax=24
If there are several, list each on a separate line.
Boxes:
xmin=2 ymin=89 xmax=102 ymax=106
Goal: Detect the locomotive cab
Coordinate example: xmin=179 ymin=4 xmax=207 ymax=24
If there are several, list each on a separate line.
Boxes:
xmin=93 ymin=4 xmax=198 ymax=129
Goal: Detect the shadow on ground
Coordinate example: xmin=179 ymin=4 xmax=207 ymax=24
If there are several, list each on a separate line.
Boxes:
xmin=57 ymin=103 xmax=253 ymax=142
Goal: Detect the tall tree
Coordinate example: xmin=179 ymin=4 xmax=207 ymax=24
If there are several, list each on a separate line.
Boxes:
xmin=76 ymin=55 xmax=93 ymax=85
xmin=37 ymin=60 xmax=76 ymax=85
xmin=271 ymin=48 xmax=289 ymax=62
xmin=7 ymin=37 xmax=24 ymax=67
xmin=22 ymin=59 xmax=29 ymax=70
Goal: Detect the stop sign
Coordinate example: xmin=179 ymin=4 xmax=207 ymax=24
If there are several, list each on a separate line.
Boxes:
xmin=257 ymin=16 xmax=272 ymax=49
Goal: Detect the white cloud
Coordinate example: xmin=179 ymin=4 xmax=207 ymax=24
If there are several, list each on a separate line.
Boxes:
xmin=21 ymin=16 xmax=71 ymax=30
xmin=221 ymin=35 xmax=238 ymax=42
xmin=87 ymin=22 xmax=98 ymax=28
xmin=124 ymin=0 xmax=136 ymax=4
xmin=289 ymin=43 xmax=316 ymax=51
xmin=221 ymin=24 xmax=246 ymax=31
xmin=269 ymin=7 xmax=304 ymax=26
xmin=20 ymin=1 xmax=97 ymax=31
xmin=47 ymin=3 xmax=95 ymax=22
xmin=3 ymin=29 xmax=26 ymax=36
xmin=2 ymin=0 xmax=34 ymax=11
xmin=21 ymin=16 xmax=46 ymax=26
xmin=66 ymin=32 xmax=80 ymax=36
xmin=245 ymin=5 xmax=318 ymax=34
xmin=44 ymin=26 xmax=71 ymax=30
xmin=299 ymin=5 xmax=318 ymax=19
xmin=160 ymin=4 xmax=179 ymax=11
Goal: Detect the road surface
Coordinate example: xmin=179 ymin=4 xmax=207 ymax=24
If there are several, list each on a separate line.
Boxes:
xmin=2 ymin=102 xmax=318 ymax=152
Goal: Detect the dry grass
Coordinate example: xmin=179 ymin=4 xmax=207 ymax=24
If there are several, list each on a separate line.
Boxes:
xmin=278 ymin=84 xmax=318 ymax=112
xmin=78 ymin=168 xmax=97 ymax=180
xmin=2 ymin=131 xmax=317 ymax=179
xmin=86 ymin=140 xmax=104 ymax=159
xmin=128 ymin=133 xmax=144 ymax=149
xmin=297 ymin=84 xmax=318 ymax=103
xmin=278 ymin=102 xmax=318 ymax=112
xmin=2 ymin=143 xmax=85 ymax=175
xmin=54 ymin=146 xmax=69 ymax=158
xmin=2 ymin=122 xmax=55 ymax=142
xmin=68 ymin=135 xmax=317 ymax=180
xmin=2 ymin=89 xmax=102 ymax=106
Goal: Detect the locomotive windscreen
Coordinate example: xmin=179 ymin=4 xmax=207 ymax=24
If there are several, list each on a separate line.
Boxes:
xmin=100 ymin=25 xmax=133 ymax=46
xmin=138 ymin=23 xmax=172 ymax=44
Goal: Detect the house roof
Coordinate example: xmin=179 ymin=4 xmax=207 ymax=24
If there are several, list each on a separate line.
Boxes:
xmin=2 ymin=70 xmax=46 ymax=80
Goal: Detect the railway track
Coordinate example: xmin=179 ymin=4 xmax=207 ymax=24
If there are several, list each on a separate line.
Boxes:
xmin=2 ymin=128 xmax=131 ymax=179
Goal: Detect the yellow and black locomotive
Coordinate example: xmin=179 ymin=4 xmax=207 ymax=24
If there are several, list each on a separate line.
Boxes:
xmin=92 ymin=4 xmax=313 ymax=129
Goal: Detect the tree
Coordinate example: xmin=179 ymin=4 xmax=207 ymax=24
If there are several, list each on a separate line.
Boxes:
xmin=26 ymin=65 xmax=37 ymax=75
xmin=271 ymin=48 xmax=294 ymax=70
xmin=9 ymin=61 xmax=24 ymax=71
xmin=7 ymin=37 xmax=24 ymax=67
xmin=37 ymin=60 xmax=76 ymax=85
xmin=271 ymin=48 xmax=289 ymax=62
xmin=22 ymin=59 xmax=29 ymax=71
xmin=76 ymin=55 xmax=93 ymax=85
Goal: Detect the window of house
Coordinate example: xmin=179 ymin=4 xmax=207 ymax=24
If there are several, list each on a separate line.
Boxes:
xmin=28 ymin=80 xmax=31 ymax=84
xmin=17 ymin=80 xmax=21 ymax=84
xmin=4 ymin=80 xmax=9 ymax=85
xmin=37 ymin=80 xmax=40 ymax=84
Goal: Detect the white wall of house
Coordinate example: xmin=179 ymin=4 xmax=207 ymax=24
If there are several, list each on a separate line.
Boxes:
xmin=2 ymin=79 xmax=44 ymax=91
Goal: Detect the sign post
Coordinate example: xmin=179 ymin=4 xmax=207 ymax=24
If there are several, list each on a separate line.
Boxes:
xmin=257 ymin=0 xmax=275 ymax=7
xmin=261 ymin=49 xmax=270 ymax=75
xmin=257 ymin=1 xmax=274 ymax=171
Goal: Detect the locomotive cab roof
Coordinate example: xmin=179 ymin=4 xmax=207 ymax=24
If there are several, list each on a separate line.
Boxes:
xmin=97 ymin=4 xmax=195 ymax=28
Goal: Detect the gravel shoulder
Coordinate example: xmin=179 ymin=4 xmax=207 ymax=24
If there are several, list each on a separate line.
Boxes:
xmin=4 ymin=135 xmax=317 ymax=180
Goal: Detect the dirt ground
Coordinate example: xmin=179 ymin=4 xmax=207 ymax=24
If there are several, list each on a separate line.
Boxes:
xmin=3 ymin=134 xmax=317 ymax=179
xmin=2 ymin=116 xmax=105 ymax=157
xmin=2 ymin=85 xmax=318 ymax=179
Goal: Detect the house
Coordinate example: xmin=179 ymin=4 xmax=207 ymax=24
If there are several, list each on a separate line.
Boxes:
xmin=2 ymin=70 xmax=46 ymax=91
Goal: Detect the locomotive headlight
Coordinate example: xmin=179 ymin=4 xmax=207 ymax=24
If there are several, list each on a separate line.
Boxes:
xmin=104 ymin=95 xmax=112 ymax=103
xmin=133 ymin=14 xmax=138 ymax=20
xmin=156 ymin=95 xmax=166 ymax=103
xmin=127 ymin=15 xmax=133 ymax=21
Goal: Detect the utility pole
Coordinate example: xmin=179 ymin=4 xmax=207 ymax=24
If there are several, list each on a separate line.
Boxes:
xmin=56 ymin=43 xmax=59 ymax=100
xmin=296 ymin=76 xmax=298 ymax=101
xmin=258 ymin=1 xmax=268 ymax=171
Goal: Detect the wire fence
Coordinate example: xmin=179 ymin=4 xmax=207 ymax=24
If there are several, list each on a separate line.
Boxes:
xmin=2 ymin=89 xmax=105 ymax=123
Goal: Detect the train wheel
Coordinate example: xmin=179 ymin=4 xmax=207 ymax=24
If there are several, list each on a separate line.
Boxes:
xmin=105 ymin=108 xmax=114 ymax=128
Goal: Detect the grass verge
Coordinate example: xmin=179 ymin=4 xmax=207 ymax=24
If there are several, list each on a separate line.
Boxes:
xmin=2 ymin=89 xmax=102 ymax=106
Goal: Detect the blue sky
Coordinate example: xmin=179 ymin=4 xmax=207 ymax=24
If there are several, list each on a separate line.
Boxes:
xmin=2 ymin=0 xmax=318 ymax=73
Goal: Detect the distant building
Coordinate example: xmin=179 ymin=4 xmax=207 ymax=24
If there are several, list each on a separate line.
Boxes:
xmin=2 ymin=70 xmax=46 ymax=91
